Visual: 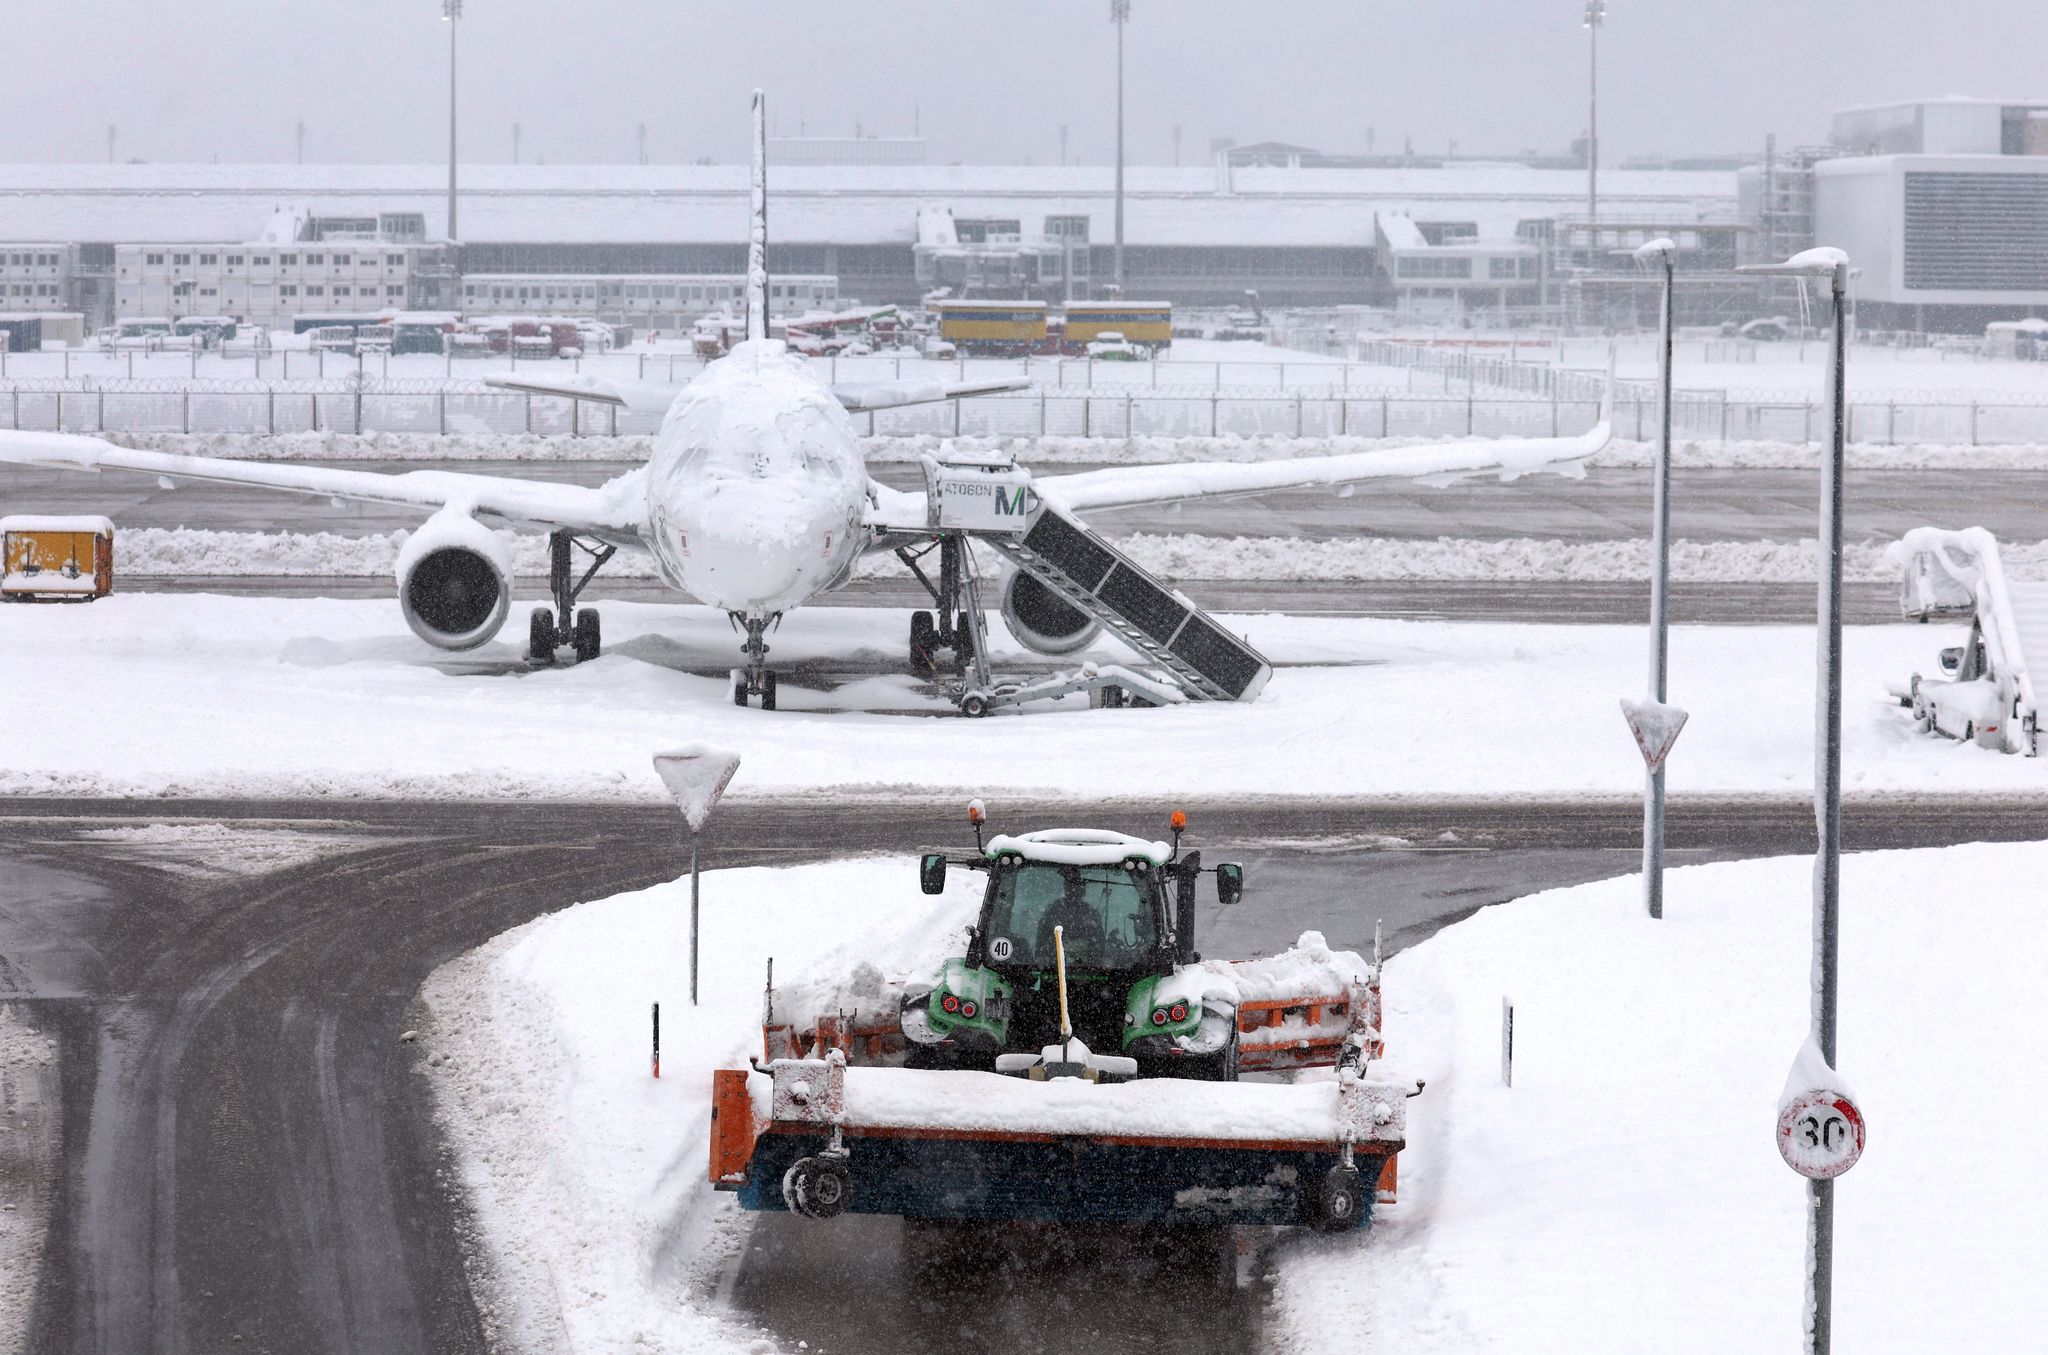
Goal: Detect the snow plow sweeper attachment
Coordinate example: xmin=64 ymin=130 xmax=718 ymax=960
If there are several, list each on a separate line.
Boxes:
xmin=710 ymin=811 xmax=1416 ymax=1232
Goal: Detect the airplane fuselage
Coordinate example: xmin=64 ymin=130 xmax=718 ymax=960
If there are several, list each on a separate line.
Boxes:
xmin=642 ymin=338 xmax=871 ymax=618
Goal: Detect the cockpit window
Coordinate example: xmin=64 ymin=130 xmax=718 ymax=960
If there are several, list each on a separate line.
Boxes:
xmin=985 ymin=861 xmax=1158 ymax=970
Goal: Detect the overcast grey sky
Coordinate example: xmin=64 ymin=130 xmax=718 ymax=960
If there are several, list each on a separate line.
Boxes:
xmin=0 ymin=1 xmax=2039 ymax=168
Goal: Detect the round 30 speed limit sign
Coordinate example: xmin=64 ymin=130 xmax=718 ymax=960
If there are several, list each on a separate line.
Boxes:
xmin=1777 ymin=1091 xmax=1866 ymax=1180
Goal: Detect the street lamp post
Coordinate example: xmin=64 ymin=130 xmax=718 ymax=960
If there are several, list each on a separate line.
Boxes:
xmin=1110 ymin=0 xmax=1129 ymax=295
xmin=1738 ymin=246 xmax=1854 ymax=1355
xmin=442 ymin=0 xmax=461 ymax=241
xmin=1583 ymin=1 xmax=1604 ymax=227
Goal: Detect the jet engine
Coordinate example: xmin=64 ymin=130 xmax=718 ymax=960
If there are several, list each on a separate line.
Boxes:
xmin=395 ymin=507 xmax=513 ymax=651
xmin=999 ymin=567 xmax=1100 ymax=656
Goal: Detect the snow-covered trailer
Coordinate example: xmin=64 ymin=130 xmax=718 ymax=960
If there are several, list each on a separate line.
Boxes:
xmin=1 ymin=514 xmax=114 ymax=601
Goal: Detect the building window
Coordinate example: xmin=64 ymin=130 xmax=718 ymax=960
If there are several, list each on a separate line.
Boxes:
xmin=279 ymin=254 xmax=297 ymax=265
xmin=147 ymin=253 xmax=165 ymax=265
xmin=388 ymin=253 xmax=404 ymax=266
xmin=173 ymin=253 xmax=191 ymax=265
xmin=305 ymin=285 xmax=324 ymax=297
xmin=333 ymin=254 xmax=350 ymax=266
xmin=199 ymin=253 xmax=217 ymax=265
xmin=280 ymin=285 xmax=297 ymax=297
xmin=388 ymin=285 xmax=405 ymax=297
xmin=334 ymin=286 xmax=350 ymax=298
xmin=305 ymin=253 xmax=324 ymax=265
xmin=226 ymin=254 xmax=244 ymax=266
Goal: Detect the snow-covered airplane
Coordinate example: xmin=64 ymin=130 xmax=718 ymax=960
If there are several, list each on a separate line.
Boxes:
xmin=0 ymin=92 xmax=1611 ymax=710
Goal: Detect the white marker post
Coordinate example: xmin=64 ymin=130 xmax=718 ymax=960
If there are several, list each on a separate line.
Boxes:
xmin=652 ymin=744 xmax=742 ymax=1006
xmin=1739 ymin=246 xmax=1855 ymax=1355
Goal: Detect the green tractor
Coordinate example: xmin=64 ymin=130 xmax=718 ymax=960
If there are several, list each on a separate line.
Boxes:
xmin=902 ymin=809 xmax=1246 ymax=1082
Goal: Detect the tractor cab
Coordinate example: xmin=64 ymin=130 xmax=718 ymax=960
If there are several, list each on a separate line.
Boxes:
xmin=908 ymin=809 xmax=1246 ymax=1075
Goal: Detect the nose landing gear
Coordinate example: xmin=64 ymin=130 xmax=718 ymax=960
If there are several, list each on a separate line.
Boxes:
xmin=730 ymin=612 xmax=780 ymax=709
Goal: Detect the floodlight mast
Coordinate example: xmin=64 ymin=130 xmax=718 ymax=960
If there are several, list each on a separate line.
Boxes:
xmin=443 ymin=0 xmax=461 ymax=242
xmin=1111 ymin=0 xmax=1129 ymax=295
xmin=1736 ymin=246 xmax=1852 ymax=1355
xmin=1583 ymin=0 xmax=1605 ymax=226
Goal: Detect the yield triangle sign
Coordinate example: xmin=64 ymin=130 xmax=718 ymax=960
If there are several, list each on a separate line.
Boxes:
xmin=1620 ymin=698 xmax=1688 ymax=774
xmin=652 ymin=744 xmax=743 ymax=832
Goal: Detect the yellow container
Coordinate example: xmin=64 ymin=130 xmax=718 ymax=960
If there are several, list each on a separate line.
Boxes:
xmin=1 ymin=515 xmax=115 ymax=601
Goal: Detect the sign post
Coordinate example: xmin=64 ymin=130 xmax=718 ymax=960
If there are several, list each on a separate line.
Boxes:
xmin=1740 ymin=246 xmax=1856 ymax=1355
xmin=1631 ymin=239 xmax=1679 ymax=919
xmin=652 ymin=745 xmax=742 ymax=1006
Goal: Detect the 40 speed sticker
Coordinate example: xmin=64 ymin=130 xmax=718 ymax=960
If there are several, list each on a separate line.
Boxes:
xmin=1777 ymin=1091 xmax=1865 ymax=1180
xmin=989 ymin=937 xmax=1013 ymax=961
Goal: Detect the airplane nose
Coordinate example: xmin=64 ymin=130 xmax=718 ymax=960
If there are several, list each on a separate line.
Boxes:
xmin=678 ymin=496 xmax=836 ymax=614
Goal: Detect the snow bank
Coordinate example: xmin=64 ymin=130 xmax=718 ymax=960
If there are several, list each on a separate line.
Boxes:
xmin=414 ymin=856 xmax=982 ymax=1354
xmin=102 ymin=527 xmax=2048 ymax=584
xmin=1269 ymin=843 xmax=2048 ymax=1353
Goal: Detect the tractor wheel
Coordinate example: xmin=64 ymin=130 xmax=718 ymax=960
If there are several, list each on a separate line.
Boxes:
xmin=760 ymin=670 xmax=778 ymax=712
xmin=960 ymin=691 xmax=991 ymax=718
xmin=909 ymin=610 xmax=937 ymax=672
xmin=572 ymin=608 xmax=601 ymax=663
xmin=1300 ymin=1162 xmax=1365 ymax=1233
xmin=783 ymin=1155 xmax=849 ymax=1220
xmin=527 ymin=607 xmax=557 ymax=663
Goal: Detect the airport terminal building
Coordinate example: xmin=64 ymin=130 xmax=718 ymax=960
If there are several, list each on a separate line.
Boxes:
xmin=0 ymin=158 xmax=1732 ymax=330
xmin=10 ymin=100 xmax=2048 ymax=337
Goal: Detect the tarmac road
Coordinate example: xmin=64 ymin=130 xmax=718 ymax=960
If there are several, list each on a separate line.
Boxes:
xmin=1 ymin=458 xmax=2037 ymax=545
xmin=3 ymin=794 xmax=2044 ymax=1354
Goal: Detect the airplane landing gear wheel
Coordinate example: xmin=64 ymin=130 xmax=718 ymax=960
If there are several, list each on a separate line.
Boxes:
xmin=527 ymin=607 xmax=557 ymax=664
xmin=783 ymin=1154 xmax=849 ymax=1220
xmin=760 ymin=670 xmax=778 ymax=711
xmin=572 ymin=608 xmax=601 ymax=663
xmin=910 ymin=610 xmax=937 ymax=672
xmin=731 ymin=669 xmax=749 ymax=707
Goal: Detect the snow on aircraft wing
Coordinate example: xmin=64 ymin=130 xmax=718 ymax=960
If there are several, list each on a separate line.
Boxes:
xmin=482 ymin=373 xmax=682 ymax=415
xmin=0 ymin=430 xmax=648 ymax=545
xmin=1030 ymin=420 xmax=1609 ymax=514
xmin=830 ymin=375 xmax=1031 ymax=411
xmin=485 ymin=371 xmax=1029 ymax=415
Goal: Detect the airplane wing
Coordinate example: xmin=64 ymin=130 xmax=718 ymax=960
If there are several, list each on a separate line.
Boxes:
xmin=1030 ymin=423 xmax=1607 ymax=514
xmin=830 ymin=375 xmax=1031 ymax=411
xmin=0 ymin=430 xmax=648 ymax=545
xmin=484 ymin=371 xmax=1030 ymax=415
xmin=482 ymin=374 xmax=681 ymax=416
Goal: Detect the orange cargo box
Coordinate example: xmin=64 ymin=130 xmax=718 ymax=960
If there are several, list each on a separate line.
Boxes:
xmin=1 ymin=514 xmax=115 ymax=601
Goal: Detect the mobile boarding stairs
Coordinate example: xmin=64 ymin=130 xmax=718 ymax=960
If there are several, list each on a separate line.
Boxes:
xmin=869 ymin=449 xmax=1272 ymax=716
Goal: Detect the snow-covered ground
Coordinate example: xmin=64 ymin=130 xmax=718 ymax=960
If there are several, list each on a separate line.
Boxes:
xmin=0 ymin=593 xmax=2038 ymax=801
xmin=1271 ymin=842 xmax=2048 ymax=1353
xmin=417 ymin=841 xmax=2048 ymax=1353
xmin=414 ymin=856 xmax=984 ymax=1353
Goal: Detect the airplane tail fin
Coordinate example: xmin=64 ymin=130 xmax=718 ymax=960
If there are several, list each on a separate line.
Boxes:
xmin=746 ymin=90 xmax=769 ymax=343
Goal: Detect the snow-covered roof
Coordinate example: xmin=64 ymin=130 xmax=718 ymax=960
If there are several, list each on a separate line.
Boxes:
xmin=1 ymin=514 xmax=116 ymax=534
xmin=984 ymin=829 xmax=1173 ymax=867
xmin=0 ymin=162 xmax=1736 ymax=247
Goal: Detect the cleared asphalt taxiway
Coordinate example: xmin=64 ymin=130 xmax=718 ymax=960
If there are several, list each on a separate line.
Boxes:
xmin=3 ymin=794 xmax=2044 ymax=1354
